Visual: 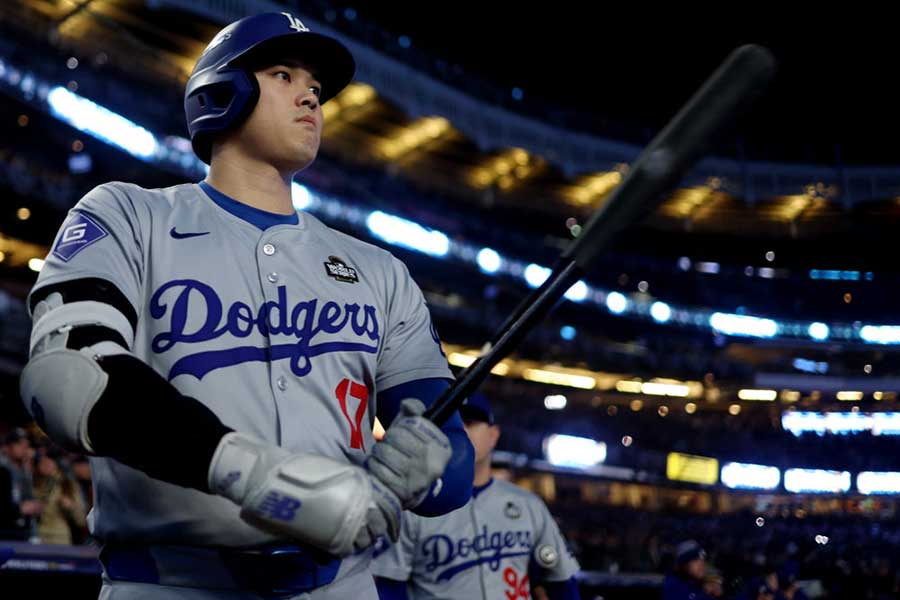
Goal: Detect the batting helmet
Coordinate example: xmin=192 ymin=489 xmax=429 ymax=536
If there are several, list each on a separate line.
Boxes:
xmin=184 ymin=12 xmax=355 ymax=164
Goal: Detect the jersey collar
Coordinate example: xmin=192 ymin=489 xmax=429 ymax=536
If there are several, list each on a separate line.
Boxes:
xmin=198 ymin=181 xmax=300 ymax=231
xmin=472 ymin=478 xmax=494 ymax=498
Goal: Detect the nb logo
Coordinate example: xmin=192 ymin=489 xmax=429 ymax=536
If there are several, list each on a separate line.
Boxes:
xmin=220 ymin=470 xmax=241 ymax=491
xmin=281 ymin=12 xmax=309 ymax=33
xmin=257 ymin=491 xmax=302 ymax=521
xmin=62 ymin=223 xmax=87 ymax=243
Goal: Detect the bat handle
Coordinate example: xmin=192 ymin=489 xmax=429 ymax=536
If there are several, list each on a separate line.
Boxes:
xmin=423 ymin=260 xmax=583 ymax=425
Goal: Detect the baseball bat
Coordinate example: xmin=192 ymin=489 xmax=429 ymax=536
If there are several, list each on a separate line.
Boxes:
xmin=423 ymin=44 xmax=777 ymax=425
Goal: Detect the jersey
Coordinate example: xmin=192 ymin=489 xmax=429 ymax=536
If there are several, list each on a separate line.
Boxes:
xmin=29 ymin=181 xmax=452 ymax=574
xmin=372 ymin=478 xmax=579 ymax=600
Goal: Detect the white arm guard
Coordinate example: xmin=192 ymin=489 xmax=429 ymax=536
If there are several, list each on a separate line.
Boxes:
xmin=209 ymin=432 xmax=372 ymax=557
xmin=20 ymin=293 xmax=132 ymax=453
xmin=20 ymin=347 xmax=107 ymax=453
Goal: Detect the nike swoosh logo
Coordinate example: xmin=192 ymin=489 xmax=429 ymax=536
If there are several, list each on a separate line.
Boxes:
xmin=170 ymin=227 xmax=210 ymax=239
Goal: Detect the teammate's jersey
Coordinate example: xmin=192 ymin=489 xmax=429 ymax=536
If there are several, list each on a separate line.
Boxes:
xmin=372 ymin=478 xmax=579 ymax=600
xmin=29 ymin=181 xmax=452 ymax=555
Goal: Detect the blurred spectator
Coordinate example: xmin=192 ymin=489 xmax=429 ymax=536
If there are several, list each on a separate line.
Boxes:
xmin=736 ymin=577 xmax=775 ymax=600
xmin=702 ymin=566 xmax=724 ymax=598
xmin=32 ymin=448 xmax=87 ymax=545
xmin=773 ymin=562 xmax=806 ymax=600
xmin=0 ymin=428 xmax=42 ymax=540
xmin=69 ymin=455 xmax=93 ymax=512
xmin=662 ymin=540 xmax=715 ymax=600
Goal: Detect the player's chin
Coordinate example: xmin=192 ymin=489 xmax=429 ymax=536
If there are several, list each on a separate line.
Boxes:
xmin=278 ymin=145 xmax=319 ymax=173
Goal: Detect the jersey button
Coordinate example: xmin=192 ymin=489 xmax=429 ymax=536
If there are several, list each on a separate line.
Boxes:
xmin=263 ymin=244 xmax=276 ymax=256
xmin=276 ymin=376 xmax=287 ymax=391
xmin=267 ymin=272 xmax=279 ymax=283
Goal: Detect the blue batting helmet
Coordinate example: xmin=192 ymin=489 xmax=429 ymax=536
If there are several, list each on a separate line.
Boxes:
xmin=184 ymin=12 xmax=355 ymax=163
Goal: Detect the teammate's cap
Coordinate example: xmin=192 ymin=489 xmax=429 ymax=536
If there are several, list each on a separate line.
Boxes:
xmin=675 ymin=539 xmax=706 ymax=566
xmin=460 ymin=393 xmax=494 ymax=425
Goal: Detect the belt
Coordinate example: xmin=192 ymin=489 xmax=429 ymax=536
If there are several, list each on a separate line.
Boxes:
xmin=99 ymin=542 xmax=342 ymax=599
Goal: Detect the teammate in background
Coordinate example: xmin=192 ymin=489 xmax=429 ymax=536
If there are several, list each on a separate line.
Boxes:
xmin=20 ymin=12 xmax=472 ymax=598
xmin=373 ymin=393 xmax=581 ymax=599
xmin=662 ymin=540 xmax=716 ymax=600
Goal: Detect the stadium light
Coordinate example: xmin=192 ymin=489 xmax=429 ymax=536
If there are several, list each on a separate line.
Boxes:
xmin=560 ymin=326 xmax=576 ymax=340
xmin=808 ymin=322 xmax=829 ymax=340
xmin=857 ymin=471 xmax=900 ymax=495
xmin=606 ymin=292 xmax=627 ymax=314
xmin=366 ymin=211 xmax=449 ymax=257
xmin=709 ymin=313 xmax=777 ymax=338
xmin=784 ymin=468 xmax=851 ymax=494
xmin=476 ymin=248 xmax=502 ymax=274
xmin=738 ymin=389 xmax=777 ymax=401
xmin=721 ymin=462 xmax=781 ymax=490
xmin=290 ymin=182 xmax=312 ymax=210
xmin=47 ymin=87 xmax=158 ymax=159
xmin=860 ymin=326 xmax=900 ymax=344
xmin=523 ymin=368 xmax=596 ymax=390
xmin=641 ymin=382 xmax=690 ymax=397
xmin=650 ymin=301 xmax=671 ymax=323
xmin=524 ymin=263 xmax=551 ymax=288
xmin=564 ymin=280 xmax=588 ymax=302
xmin=544 ymin=395 xmax=567 ymax=410
xmin=543 ymin=434 xmax=606 ymax=468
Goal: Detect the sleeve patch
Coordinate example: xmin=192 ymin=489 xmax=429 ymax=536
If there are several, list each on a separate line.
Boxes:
xmin=52 ymin=212 xmax=109 ymax=262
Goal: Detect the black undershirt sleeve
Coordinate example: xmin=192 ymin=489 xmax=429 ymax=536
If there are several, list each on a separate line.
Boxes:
xmin=89 ymin=354 xmax=233 ymax=492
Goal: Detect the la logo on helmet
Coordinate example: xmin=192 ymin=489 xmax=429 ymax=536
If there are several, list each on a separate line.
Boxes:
xmin=281 ymin=12 xmax=309 ymax=33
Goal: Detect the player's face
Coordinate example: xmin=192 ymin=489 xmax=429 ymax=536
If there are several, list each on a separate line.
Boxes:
xmin=463 ymin=420 xmax=500 ymax=464
xmin=36 ymin=455 xmax=59 ymax=477
xmin=239 ymin=60 xmax=324 ymax=172
xmin=686 ymin=557 xmax=706 ymax=580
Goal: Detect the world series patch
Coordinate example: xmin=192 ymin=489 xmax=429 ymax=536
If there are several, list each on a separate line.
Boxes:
xmin=324 ymin=256 xmax=359 ymax=283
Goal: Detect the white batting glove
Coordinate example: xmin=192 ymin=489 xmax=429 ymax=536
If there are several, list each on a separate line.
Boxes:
xmin=366 ymin=398 xmax=452 ymax=509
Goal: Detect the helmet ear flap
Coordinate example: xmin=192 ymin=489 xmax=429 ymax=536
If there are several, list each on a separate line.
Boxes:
xmin=189 ymin=66 xmax=260 ymax=164
xmin=221 ymin=67 xmax=261 ymax=131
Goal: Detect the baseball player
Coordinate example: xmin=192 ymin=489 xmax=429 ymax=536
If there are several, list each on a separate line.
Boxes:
xmin=372 ymin=394 xmax=581 ymax=599
xmin=19 ymin=12 xmax=474 ymax=599
xmin=663 ymin=540 xmax=717 ymax=600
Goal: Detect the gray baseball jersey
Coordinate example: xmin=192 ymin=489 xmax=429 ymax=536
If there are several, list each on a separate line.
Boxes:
xmin=30 ymin=181 xmax=452 ymax=588
xmin=372 ymin=478 xmax=579 ymax=600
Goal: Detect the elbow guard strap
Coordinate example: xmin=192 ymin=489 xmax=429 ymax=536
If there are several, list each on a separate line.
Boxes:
xmin=30 ymin=297 xmax=134 ymax=356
